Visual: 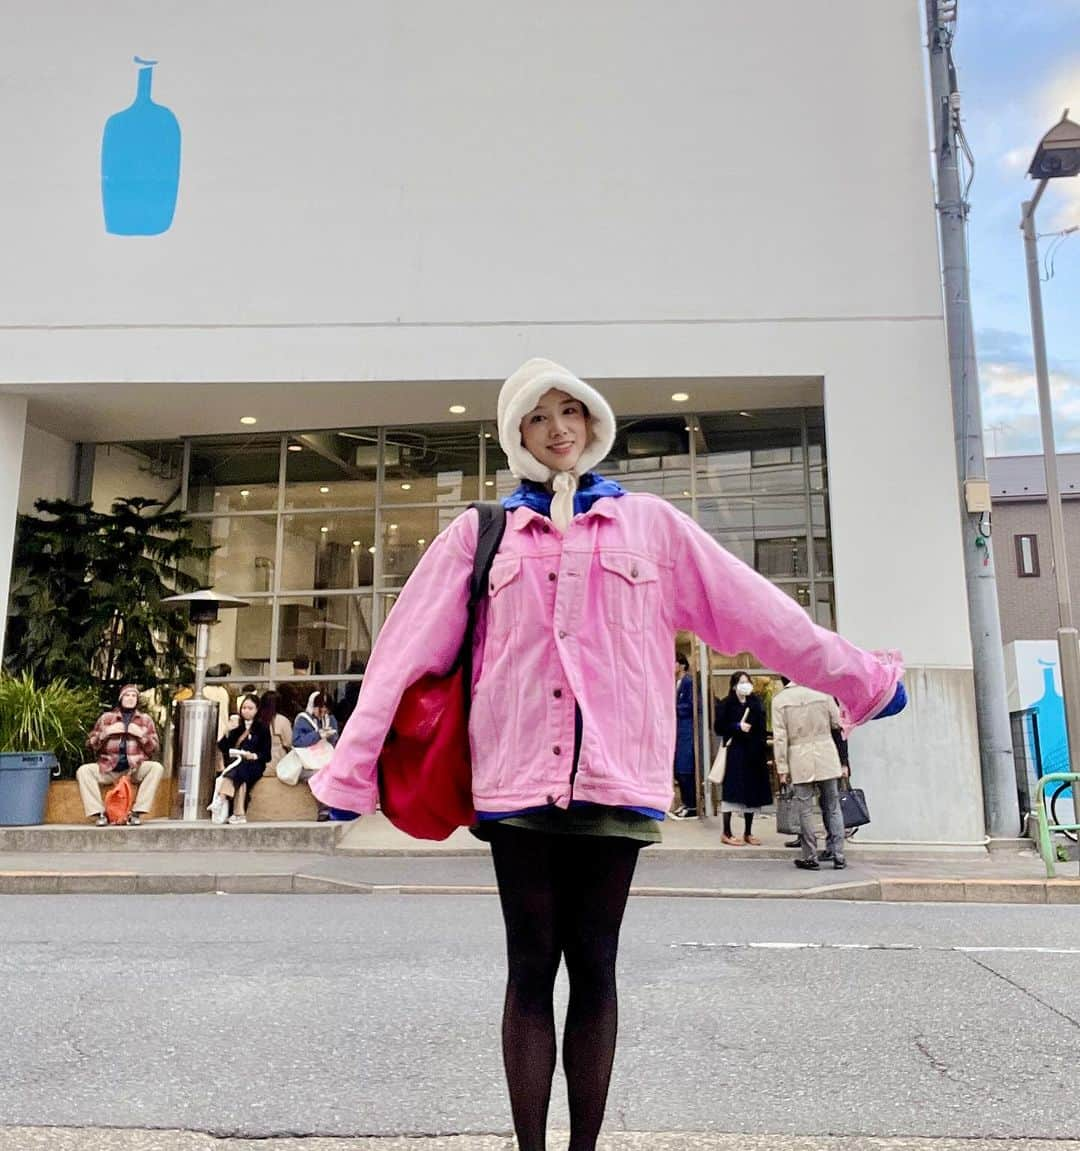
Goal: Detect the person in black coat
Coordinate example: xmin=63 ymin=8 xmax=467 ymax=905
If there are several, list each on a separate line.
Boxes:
xmin=215 ymin=693 xmax=272 ymax=824
xmin=714 ymin=671 xmax=770 ymax=845
xmin=672 ymin=653 xmax=697 ymax=818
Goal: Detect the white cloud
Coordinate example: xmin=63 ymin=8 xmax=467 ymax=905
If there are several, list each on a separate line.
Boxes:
xmin=981 ymin=358 xmax=1080 ymax=455
xmin=1001 ymin=146 xmax=1029 ymax=171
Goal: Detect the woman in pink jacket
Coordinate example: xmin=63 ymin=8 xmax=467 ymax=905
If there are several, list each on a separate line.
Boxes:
xmin=313 ymin=358 xmax=905 ymax=1151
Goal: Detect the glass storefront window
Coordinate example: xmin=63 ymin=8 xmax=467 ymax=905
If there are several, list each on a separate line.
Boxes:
xmin=380 ymin=505 xmax=458 ymax=588
xmin=382 ymin=423 xmax=481 ymax=506
xmin=284 ymin=429 xmax=378 ymax=510
xmin=150 ymin=401 xmax=833 ymax=689
xmin=186 ymin=515 xmax=280 ymax=594
xmin=605 ymin=417 xmax=692 ymax=497
xmin=280 ymin=511 xmax=377 ymax=590
xmin=187 ymin=436 xmax=281 ymax=513
xmin=271 ymin=595 xmax=374 ymax=677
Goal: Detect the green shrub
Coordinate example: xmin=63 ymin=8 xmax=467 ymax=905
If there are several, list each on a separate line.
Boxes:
xmin=0 ymin=672 xmax=100 ymax=768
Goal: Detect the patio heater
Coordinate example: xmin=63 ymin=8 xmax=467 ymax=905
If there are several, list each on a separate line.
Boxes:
xmin=163 ymin=590 xmax=249 ymax=821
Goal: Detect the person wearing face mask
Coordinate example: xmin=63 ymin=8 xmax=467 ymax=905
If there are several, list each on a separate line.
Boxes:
xmin=77 ymin=685 xmax=164 ymax=827
xmin=214 ymin=693 xmax=271 ymax=824
xmin=713 ymin=671 xmax=770 ymax=845
xmin=311 ymin=357 xmax=906 ymax=1151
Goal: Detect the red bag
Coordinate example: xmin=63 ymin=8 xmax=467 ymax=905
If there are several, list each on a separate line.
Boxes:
xmin=105 ymin=774 xmax=136 ymax=825
xmin=378 ymin=503 xmax=506 ymax=840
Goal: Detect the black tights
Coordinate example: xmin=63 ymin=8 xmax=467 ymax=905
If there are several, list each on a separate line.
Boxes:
xmin=722 ymin=811 xmax=754 ymax=838
xmin=488 ymin=824 xmax=642 ymax=1151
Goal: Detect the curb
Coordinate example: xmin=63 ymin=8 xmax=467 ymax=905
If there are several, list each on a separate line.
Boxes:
xmin=0 ymin=871 xmax=1076 ymax=903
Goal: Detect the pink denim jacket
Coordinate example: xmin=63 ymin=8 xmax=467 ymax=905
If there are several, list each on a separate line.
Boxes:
xmin=311 ymin=494 xmax=903 ymax=817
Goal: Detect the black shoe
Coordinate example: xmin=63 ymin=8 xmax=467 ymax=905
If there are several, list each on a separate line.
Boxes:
xmin=794 ymin=858 xmax=820 ymax=871
xmin=784 ymin=838 xmax=801 ymax=848
xmin=126 ymin=812 xmax=141 ymax=826
xmin=833 ymin=857 xmax=847 ymax=870
xmin=819 ymin=850 xmax=834 ymax=862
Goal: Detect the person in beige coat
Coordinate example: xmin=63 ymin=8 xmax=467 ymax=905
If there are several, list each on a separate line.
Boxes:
xmin=772 ymin=677 xmax=848 ymax=871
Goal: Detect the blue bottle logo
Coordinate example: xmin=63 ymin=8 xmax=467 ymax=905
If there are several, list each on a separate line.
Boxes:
xmin=1033 ymin=660 xmax=1071 ymax=778
xmin=101 ymin=56 xmax=182 ymax=236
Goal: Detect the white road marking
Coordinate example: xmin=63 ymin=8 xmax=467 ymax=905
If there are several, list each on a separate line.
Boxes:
xmin=673 ymin=941 xmax=1080 ymax=955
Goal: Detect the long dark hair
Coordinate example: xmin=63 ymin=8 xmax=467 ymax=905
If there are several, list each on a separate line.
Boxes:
xmin=257 ymin=690 xmax=281 ymax=725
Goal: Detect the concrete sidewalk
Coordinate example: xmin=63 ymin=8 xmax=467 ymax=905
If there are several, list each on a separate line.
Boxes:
xmin=0 ymin=813 xmax=1074 ymax=903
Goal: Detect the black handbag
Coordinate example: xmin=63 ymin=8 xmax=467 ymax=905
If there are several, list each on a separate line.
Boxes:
xmin=839 ymin=784 xmax=871 ymax=829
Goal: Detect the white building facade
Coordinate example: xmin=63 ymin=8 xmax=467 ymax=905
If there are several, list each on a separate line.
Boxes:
xmin=1 ymin=1 xmax=983 ymax=844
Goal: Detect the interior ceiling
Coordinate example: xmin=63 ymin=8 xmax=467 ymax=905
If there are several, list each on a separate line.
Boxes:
xmin=14 ymin=376 xmax=823 ymax=444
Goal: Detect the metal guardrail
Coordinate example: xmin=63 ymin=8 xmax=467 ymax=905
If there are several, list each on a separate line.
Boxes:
xmin=1032 ymin=772 xmax=1080 ymax=878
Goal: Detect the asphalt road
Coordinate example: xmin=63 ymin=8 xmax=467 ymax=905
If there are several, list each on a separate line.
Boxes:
xmin=0 ymin=895 xmax=1078 ymax=1143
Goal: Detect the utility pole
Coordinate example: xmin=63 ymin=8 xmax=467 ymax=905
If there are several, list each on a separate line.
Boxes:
xmin=925 ymin=0 xmax=1018 ymax=839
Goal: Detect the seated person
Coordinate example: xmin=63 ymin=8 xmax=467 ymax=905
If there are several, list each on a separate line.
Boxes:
xmin=77 ymin=685 xmax=164 ymax=827
xmin=214 ymin=694 xmax=272 ymax=825
xmin=292 ymin=692 xmax=339 ymax=749
xmin=291 ymin=692 xmax=338 ymax=822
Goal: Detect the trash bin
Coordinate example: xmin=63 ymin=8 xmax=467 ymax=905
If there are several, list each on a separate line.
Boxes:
xmin=0 ymin=752 xmax=57 ymax=826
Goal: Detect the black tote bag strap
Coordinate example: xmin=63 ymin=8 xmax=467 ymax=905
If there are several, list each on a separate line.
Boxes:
xmin=468 ymin=502 xmax=507 ymax=609
xmin=457 ymin=501 xmax=507 ymax=705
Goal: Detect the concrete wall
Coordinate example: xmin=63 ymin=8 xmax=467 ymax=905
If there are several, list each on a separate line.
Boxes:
xmin=17 ymin=425 xmax=76 ymax=515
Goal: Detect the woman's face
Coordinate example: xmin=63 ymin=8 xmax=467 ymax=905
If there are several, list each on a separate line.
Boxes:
xmin=519 ymin=389 xmax=589 ymax=473
xmin=240 ymin=698 xmax=257 ymax=721
xmin=119 ymin=689 xmax=139 ymax=709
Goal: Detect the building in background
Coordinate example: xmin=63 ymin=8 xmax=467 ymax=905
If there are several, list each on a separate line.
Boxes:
xmin=1 ymin=2 xmax=981 ymax=844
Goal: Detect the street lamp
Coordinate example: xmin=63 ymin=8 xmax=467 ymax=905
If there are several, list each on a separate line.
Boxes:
xmin=1020 ymin=110 xmax=1080 ymax=834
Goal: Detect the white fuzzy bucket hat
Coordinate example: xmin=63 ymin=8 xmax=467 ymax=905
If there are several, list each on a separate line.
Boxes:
xmin=496 ymin=358 xmax=617 ymax=530
xmin=497 ymin=358 xmax=616 ymax=483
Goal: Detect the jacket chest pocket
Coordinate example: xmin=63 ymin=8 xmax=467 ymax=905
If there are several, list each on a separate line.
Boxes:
xmin=486 ymin=556 xmax=522 ymax=637
xmin=599 ymin=553 xmax=659 ymax=633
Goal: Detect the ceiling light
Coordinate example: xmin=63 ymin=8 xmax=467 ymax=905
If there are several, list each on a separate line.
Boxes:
xmin=484 ymin=432 xmax=492 ymax=439
xmin=417 ymin=538 xmax=426 ymax=546
xmin=288 ymin=444 xmax=302 ymax=452
xmin=240 ymin=416 xmax=257 ymax=425
xmin=485 ymin=480 xmax=495 ymax=487
xmin=239 ymin=489 xmax=251 ymax=498
xmin=671 ymin=392 xmax=690 ymax=403
xmin=682 ymin=490 xmax=691 ymax=497
xmin=319 ymin=486 xmax=330 ymax=493
xmin=352 ymin=539 xmax=361 ymax=546
xmin=320 ymin=526 xmax=329 ymax=534
xmin=449 ymin=404 xmax=467 ymax=414
xmin=389 ymin=523 xmax=398 ymax=530
xmin=367 ymin=546 xmax=376 ymax=554
xmin=401 ymin=483 xmax=412 ymax=491
xmin=739 ymin=411 xmax=752 ymax=418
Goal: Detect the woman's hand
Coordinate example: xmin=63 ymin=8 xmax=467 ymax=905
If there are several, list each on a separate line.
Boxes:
xmin=739 ymin=720 xmax=751 ymax=733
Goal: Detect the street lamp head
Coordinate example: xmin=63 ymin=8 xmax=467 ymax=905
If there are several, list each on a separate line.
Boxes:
xmin=1028 ymin=111 xmax=1080 ymax=180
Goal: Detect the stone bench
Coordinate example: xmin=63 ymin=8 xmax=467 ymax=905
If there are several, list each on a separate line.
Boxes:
xmin=45 ymin=774 xmax=319 ymax=823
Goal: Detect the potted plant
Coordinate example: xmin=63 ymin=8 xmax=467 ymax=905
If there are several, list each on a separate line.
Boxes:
xmin=0 ymin=672 xmax=100 ymax=826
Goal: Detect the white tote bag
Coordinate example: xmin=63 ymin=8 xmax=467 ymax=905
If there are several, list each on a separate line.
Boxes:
xmin=276 ymin=739 xmax=336 ymax=785
xmin=707 ymin=707 xmax=749 ymax=786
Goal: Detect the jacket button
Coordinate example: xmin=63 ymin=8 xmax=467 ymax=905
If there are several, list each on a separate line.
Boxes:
xmin=553 ymin=745 xmax=561 ymax=755
xmin=542 ymin=525 xmax=550 ymax=534
xmin=553 ymin=688 xmax=562 ymax=699
xmin=548 ymin=572 xmax=557 ymax=581
xmin=558 ymin=630 xmax=566 ymax=638
xmin=631 ymin=565 xmax=639 ymax=578
xmin=546 ymin=794 xmax=555 ymax=804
